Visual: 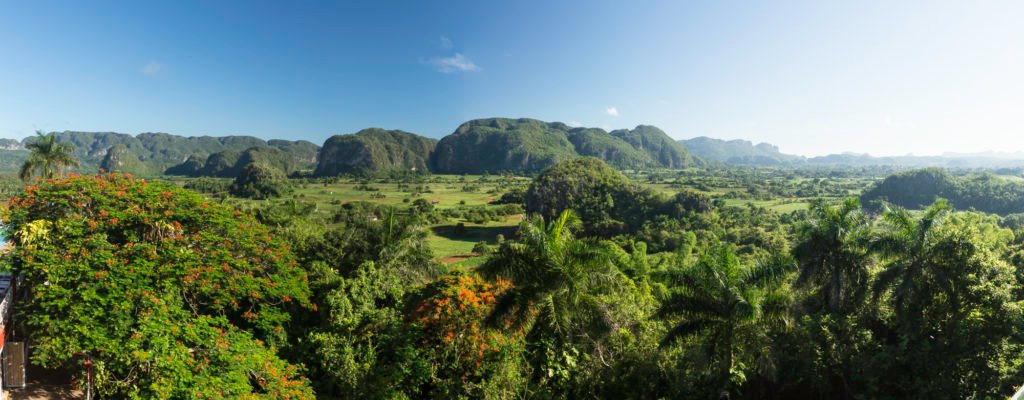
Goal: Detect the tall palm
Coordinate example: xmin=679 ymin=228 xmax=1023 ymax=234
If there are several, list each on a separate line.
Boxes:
xmin=870 ymin=199 xmax=957 ymax=327
xmin=657 ymin=243 xmax=794 ymax=398
xmin=19 ymin=130 xmax=79 ymax=181
xmin=478 ymin=210 xmax=618 ymax=341
xmin=792 ymin=197 xmax=872 ymax=314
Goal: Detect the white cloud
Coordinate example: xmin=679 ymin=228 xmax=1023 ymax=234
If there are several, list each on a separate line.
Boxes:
xmin=605 ymin=107 xmax=619 ymax=117
xmin=439 ymin=35 xmax=453 ymax=50
xmin=429 ymin=53 xmax=479 ymax=73
xmin=567 ymin=121 xmax=582 ymax=127
xmin=141 ymin=61 xmax=164 ymax=77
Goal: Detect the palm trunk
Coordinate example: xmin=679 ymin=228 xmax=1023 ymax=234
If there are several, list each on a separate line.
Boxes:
xmin=721 ymin=333 xmax=734 ymax=400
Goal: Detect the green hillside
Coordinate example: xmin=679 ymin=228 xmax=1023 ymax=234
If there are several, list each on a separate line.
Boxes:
xmin=99 ymin=144 xmax=157 ymax=175
xmin=431 ymin=118 xmax=699 ymax=174
xmin=566 ymin=128 xmax=658 ymax=168
xmin=314 ymin=128 xmax=436 ymax=176
xmin=610 ymin=125 xmax=697 ymax=168
xmin=431 ymin=118 xmax=579 ymax=174
xmin=26 ymin=131 xmax=320 ymax=175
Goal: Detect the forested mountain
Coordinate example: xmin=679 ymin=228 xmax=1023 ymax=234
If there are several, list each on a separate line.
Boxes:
xmin=3 ymin=119 xmax=701 ymax=177
xmin=314 ymin=128 xmax=437 ymax=176
xmin=16 ymin=123 xmax=1024 ymax=178
xmin=680 ymin=136 xmax=803 ymax=165
xmin=166 ymin=146 xmax=306 ymax=179
xmin=430 ymin=118 xmax=579 ymax=174
xmin=609 ymin=125 xmax=696 ymax=168
xmin=22 ymin=131 xmax=320 ymax=176
xmin=431 ymin=118 xmax=698 ymax=174
xmin=861 ymin=167 xmax=1024 ymax=214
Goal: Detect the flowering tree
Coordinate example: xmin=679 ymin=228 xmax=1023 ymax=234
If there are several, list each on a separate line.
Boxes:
xmin=3 ymin=173 xmax=314 ymax=398
xmin=409 ymin=271 xmax=522 ymax=397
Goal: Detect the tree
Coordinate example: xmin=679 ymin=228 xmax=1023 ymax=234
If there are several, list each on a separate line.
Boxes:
xmin=657 ymin=243 xmax=794 ymax=398
xmin=789 ymin=198 xmax=874 ymax=399
xmin=282 ymin=207 xmax=441 ymax=397
xmin=479 ymin=210 xmax=654 ymax=397
xmin=407 ymin=271 xmax=523 ymax=397
xmin=3 ymin=173 xmax=313 ymax=398
xmin=870 ymin=199 xmax=954 ymax=326
xmin=18 ymin=130 xmax=79 ymax=181
xmin=230 ymin=162 xmax=290 ymax=199
xmin=525 ymin=157 xmax=635 ymax=236
xmin=867 ymin=199 xmax=1023 ymax=398
xmin=793 ymin=198 xmax=872 ymax=314
xmin=479 ymin=210 xmax=618 ymax=340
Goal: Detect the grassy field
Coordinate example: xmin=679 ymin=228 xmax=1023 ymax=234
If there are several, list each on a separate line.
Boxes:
xmin=169 ymin=172 xmax=872 ymax=262
xmin=196 ymin=175 xmax=530 ymax=262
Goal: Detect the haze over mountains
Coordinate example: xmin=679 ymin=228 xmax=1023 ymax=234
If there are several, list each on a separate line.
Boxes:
xmin=5 ymin=118 xmax=1024 ymax=178
xmin=681 ymin=137 xmax=1024 ymax=168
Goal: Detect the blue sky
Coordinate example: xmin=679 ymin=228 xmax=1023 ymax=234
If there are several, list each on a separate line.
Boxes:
xmin=1 ymin=1 xmax=1022 ymax=156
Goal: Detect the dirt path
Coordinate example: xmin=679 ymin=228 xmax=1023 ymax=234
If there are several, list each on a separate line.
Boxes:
xmin=9 ymin=364 xmax=84 ymax=400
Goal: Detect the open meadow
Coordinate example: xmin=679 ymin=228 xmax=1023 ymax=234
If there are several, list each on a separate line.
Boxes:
xmin=158 ymin=169 xmax=883 ymax=265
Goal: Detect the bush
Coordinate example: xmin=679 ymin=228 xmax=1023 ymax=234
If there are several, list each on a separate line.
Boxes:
xmin=472 ymin=241 xmax=492 ymax=254
xmin=3 ymin=173 xmax=313 ymax=398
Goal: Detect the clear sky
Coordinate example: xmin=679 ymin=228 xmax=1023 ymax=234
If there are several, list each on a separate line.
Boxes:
xmin=1 ymin=1 xmax=1022 ymax=157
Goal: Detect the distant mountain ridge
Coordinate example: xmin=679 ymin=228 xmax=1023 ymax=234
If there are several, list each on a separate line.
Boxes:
xmin=7 ymin=123 xmax=1024 ymax=177
xmin=14 ymin=131 xmax=320 ymax=176
xmin=680 ymin=136 xmax=802 ymax=165
xmin=679 ymin=136 xmax=1024 ymax=168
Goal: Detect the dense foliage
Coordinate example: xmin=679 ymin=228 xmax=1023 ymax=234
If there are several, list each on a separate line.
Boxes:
xmin=231 ymin=163 xmax=292 ymax=199
xmin=3 ymin=173 xmax=314 ymax=398
xmin=861 ymin=167 xmax=1024 ymax=214
xmin=5 ymin=156 xmax=1024 ymax=399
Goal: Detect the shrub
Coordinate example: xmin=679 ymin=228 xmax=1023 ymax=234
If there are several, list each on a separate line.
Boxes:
xmin=3 ymin=173 xmax=313 ymax=398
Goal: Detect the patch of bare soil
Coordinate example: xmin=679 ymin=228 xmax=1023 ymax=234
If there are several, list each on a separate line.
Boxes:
xmin=9 ymin=364 xmax=84 ymax=400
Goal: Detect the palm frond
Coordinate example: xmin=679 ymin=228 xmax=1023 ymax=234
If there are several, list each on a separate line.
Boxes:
xmin=744 ymin=253 xmax=796 ymax=287
xmin=660 ymin=319 xmax=713 ymax=348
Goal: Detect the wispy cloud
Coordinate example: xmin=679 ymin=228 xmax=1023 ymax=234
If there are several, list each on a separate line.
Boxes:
xmin=428 ymin=53 xmax=479 ymax=73
xmin=605 ymin=107 xmax=619 ymax=117
xmin=140 ymin=61 xmax=164 ymax=77
xmin=426 ymin=36 xmax=479 ymax=74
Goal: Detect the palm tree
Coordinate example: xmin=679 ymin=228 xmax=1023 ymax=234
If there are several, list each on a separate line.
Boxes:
xmin=792 ymin=198 xmax=872 ymax=314
xmin=478 ymin=210 xmax=619 ymax=341
xmin=870 ymin=199 xmax=959 ymax=328
xmin=19 ymin=130 xmax=79 ymax=182
xmin=657 ymin=243 xmax=794 ymax=398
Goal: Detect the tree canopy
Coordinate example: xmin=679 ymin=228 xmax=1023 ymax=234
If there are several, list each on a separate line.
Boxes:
xmin=3 ymin=173 xmax=314 ymax=398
